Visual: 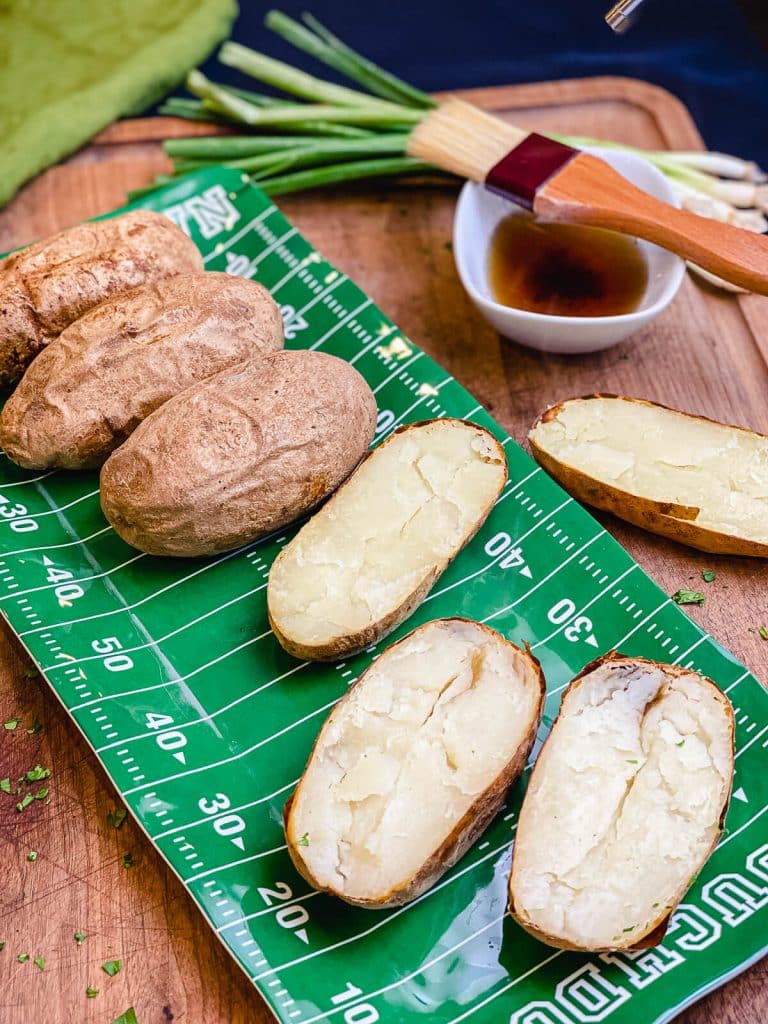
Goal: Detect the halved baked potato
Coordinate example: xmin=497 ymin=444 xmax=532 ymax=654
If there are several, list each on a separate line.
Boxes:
xmin=285 ymin=617 xmax=545 ymax=908
xmin=529 ymin=395 xmax=768 ymax=556
xmin=509 ymin=651 xmax=734 ymax=951
xmin=268 ymin=418 xmax=508 ymax=661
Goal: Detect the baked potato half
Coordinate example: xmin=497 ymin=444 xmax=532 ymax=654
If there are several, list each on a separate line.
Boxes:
xmin=0 ymin=210 xmax=202 ymax=388
xmin=509 ymin=651 xmax=734 ymax=951
xmin=100 ymin=349 xmax=376 ymax=557
xmin=529 ymin=395 xmax=768 ymax=556
xmin=285 ymin=617 xmax=545 ymax=908
xmin=268 ymin=418 xmax=508 ymax=661
xmin=0 ymin=273 xmax=283 ymax=470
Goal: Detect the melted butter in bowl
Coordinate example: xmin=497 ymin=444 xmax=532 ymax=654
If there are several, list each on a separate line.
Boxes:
xmin=489 ymin=213 xmax=649 ymax=318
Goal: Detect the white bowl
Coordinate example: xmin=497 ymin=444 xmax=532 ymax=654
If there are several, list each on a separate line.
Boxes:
xmin=453 ymin=146 xmax=686 ymax=354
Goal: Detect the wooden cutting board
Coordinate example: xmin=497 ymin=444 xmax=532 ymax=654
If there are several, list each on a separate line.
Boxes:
xmin=0 ymin=76 xmax=765 ymax=1024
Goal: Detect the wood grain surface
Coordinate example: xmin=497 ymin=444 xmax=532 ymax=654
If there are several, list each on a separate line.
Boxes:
xmin=0 ymin=76 xmax=765 ymax=1024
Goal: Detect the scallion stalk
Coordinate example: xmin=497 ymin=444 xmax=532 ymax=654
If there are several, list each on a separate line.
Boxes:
xmin=258 ymin=156 xmax=440 ymax=195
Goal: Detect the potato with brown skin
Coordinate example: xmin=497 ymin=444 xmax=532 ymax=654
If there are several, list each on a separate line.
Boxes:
xmin=100 ymin=349 xmax=377 ymax=557
xmin=0 ymin=210 xmax=202 ymax=388
xmin=529 ymin=395 xmax=768 ymax=556
xmin=509 ymin=651 xmax=734 ymax=951
xmin=268 ymin=418 xmax=508 ymax=661
xmin=0 ymin=273 xmax=284 ymax=470
xmin=285 ymin=618 xmax=545 ymax=908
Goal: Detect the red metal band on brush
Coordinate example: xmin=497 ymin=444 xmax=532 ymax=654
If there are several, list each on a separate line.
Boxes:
xmin=485 ymin=134 xmax=578 ymax=208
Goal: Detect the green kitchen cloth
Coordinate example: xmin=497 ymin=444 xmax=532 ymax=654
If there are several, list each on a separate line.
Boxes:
xmin=0 ymin=0 xmax=238 ymax=208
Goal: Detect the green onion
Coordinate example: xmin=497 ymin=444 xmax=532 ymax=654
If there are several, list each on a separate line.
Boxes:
xmin=102 ymin=958 xmax=123 ymax=977
xmin=111 ymin=1009 xmax=139 ymax=1024
xmin=107 ymin=808 xmax=127 ymax=829
xmin=86 ymin=986 xmax=99 ymax=999
xmin=672 ymin=589 xmax=706 ymax=606
xmin=259 ymin=156 xmax=437 ymax=196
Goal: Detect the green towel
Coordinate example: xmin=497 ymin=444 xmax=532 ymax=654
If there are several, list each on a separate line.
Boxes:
xmin=0 ymin=0 xmax=238 ymax=208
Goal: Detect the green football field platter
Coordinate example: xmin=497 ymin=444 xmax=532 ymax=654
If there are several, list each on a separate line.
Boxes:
xmin=0 ymin=169 xmax=765 ymax=1024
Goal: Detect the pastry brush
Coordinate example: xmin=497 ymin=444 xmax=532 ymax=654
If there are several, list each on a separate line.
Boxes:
xmin=406 ymin=99 xmax=768 ymax=296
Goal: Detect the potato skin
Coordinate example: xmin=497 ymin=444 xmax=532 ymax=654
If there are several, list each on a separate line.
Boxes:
xmin=508 ymin=650 xmax=735 ymax=952
xmin=529 ymin=394 xmax=768 ymax=557
xmin=0 ymin=210 xmax=202 ymax=389
xmin=100 ymin=349 xmax=377 ymax=557
xmin=284 ymin=619 xmax=546 ymax=909
xmin=268 ymin=419 xmax=508 ymax=662
xmin=0 ymin=273 xmax=284 ymax=470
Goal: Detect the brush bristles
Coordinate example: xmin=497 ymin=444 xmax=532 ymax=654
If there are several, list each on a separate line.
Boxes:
xmin=407 ymin=98 xmax=528 ymax=181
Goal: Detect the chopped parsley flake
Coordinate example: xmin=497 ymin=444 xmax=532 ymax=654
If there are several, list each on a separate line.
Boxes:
xmin=86 ymin=986 xmax=99 ymax=999
xmin=672 ymin=590 xmax=706 ymax=606
xmin=74 ymin=932 xmax=86 ymax=945
xmin=107 ymin=808 xmax=127 ymax=829
xmin=622 ymin=926 xmax=635 ymax=932
xmin=24 ymin=764 xmax=50 ymax=783
xmin=759 ymin=627 xmax=768 ymax=641
xmin=0 ymin=778 xmax=11 ymax=794
xmin=0 ymin=941 xmax=5 ymax=951
xmin=22 ymin=667 xmax=40 ymax=679
xmin=17 ymin=953 xmax=29 ymax=963
xmin=112 ymin=1009 xmax=139 ymax=1024
xmin=297 ymin=832 xmax=310 ymax=847
xmin=16 ymin=793 xmax=34 ymax=812
xmin=701 ymin=570 xmax=716 ymax=583
xmin=123 ymin=852 xmax=133 ymax=869
xmin=34 ymin=956 xmax=45 ymax=971
xmin=676 ymin=739 xmax=685 ymax=747
xmin=26 ymin=720 xmax=43 ymax=735
xmin=102 ymin=958 xmax=122 ymax=977
xmin=3 ymin=717 xmax=20 ymax=730
xmin=34 ymin=787 xmax=49 ymax=802
xmin=27 ymin=851 xmax=37 ymax=862
xmin=626 ymin=759 xmax=638 ymax=764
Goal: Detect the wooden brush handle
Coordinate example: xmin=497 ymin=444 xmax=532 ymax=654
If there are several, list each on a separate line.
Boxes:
xmin=534 ymin=153 xmax=768 ymax=295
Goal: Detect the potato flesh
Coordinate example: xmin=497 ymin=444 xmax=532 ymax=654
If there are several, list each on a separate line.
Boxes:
xmin=512 ymin=662 xmax=733 ymax=948
xmin=269 ymin=422 xmax=506 ymax=647
xmin=290 ymin=620 xmax=541 ymax=901
xmin=531 ymin=398 xmax=768 ymax=544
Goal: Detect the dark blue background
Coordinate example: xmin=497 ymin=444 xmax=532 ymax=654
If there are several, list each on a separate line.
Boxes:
xmin=197 ymin=1 xmax=768 ymax=167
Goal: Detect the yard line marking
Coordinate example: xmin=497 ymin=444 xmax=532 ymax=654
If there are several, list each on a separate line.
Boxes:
xmin=218 ymin=891 xmax=321 ymax=933
xmin=155 ymin=777 xmax=298 ymax=840
xmin=6 ymin=487 xmax=100 ymax=519
xmin=187 ymin=844 xmax=289 ymax=883
xmin=725 ymin=669 xmax=750 ymax=694
xmin=380 ymin=376 xmax=453 ymax=439
xmin=716 ymin=804 xmax=767 ymax=848
xmin=673 ymin=634 xmax=707 ymax=665
xmin=0 ymin=524 xmax=113 ymax=561
xmin=202 ymin=207 xmax=279 ymax=264
xmin=124 ymin=699 xmax=339 ymax=795
xmin=295 ymin=273 xmax=347 ymax=318
xmin=311 ymin=298 xmax=374 ymax=352
xmin=529 ymin=563 xmax=638 ymax=651
xmin=78 ymin=626 xmax=273 ymax=714
xmin=0 ymin=471 xmax=54 ymax=489
xmin=94 ymin=646 xmax=310 ymax=744
xmin=299 ymin=914 xmax=506 ymax=1024
xmin=41 ymin=582 xmax=267 ymax=672
xmin=0 ymin=553 xmax=146 ymax=604
xmin=371 ymin=350 xmax=422 ymax=393
xmin=254 ymin=837 xmax=513 ymax=981
xmin=348 ymin=322 xmax=397 ymax=365
xmin=482 ymin=530 xmax=605 ymax=627
xmin=20 ymin=540 xmax=263 ymax=637
xmin=735 ymin=723 xmax=768 ymax=758
xmin=445 ymin=950 xmax=565 ymax=1024
xmin=427 ymin=496 xmax=571 ymax=603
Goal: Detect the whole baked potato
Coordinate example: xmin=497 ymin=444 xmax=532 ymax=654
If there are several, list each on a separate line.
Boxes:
xmin=0 ymin=210 xmax=202 ymax=388
xmin=100 ymin=349 xmax=377 ymax=557
xmin=0 ymin=272 xmax=283 ymax=470
xmin=285 ymin=617 xmax=545 ymax=908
